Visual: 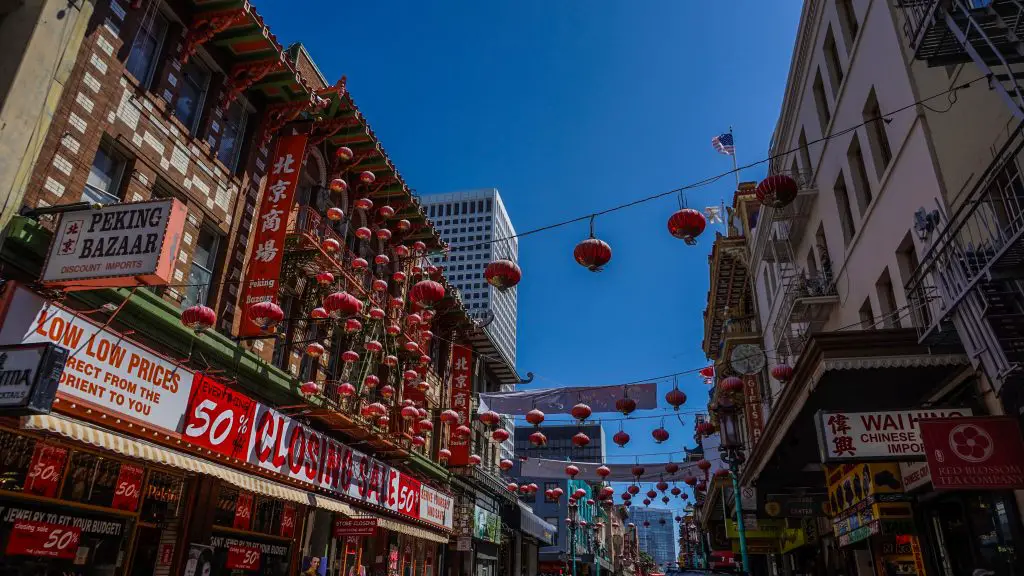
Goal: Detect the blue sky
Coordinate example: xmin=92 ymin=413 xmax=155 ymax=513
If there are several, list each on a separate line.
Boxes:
xmin=261 ymin=1 xmax=802 ymax=511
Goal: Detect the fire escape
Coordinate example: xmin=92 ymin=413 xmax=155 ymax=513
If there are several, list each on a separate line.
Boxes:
xmin=900 ymin=0 xmax=1024 ymax=396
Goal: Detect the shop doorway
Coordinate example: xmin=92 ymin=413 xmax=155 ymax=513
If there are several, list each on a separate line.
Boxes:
xmin=925 ymin=493 xmax=1021 ymax=576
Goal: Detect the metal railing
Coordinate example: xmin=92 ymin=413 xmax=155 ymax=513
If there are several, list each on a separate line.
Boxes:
xmin=897 ymin=0 xmax=943 ymax=50
xmin=771 ymin=270 xmax=838 ymax=361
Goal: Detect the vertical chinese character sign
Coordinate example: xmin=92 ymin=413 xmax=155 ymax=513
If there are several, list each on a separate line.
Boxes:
xmin=448 ymin=344 xmax=473 ymax=466
xmin=239 ymin=134 xmax=308 ymax=338
xmin=743 ymin=375 xmax=764 ymax=448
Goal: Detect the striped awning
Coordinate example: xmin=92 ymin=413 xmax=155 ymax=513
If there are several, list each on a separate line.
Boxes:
xmin=23 ymin=414 xmax=449 ymax=543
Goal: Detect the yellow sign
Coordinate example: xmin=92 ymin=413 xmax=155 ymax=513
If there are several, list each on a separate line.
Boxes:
xmin=778 ymin=528 xmax=807 ymax=554
xmin=827 ymin=463 xmax=903 ymax=516
xmin=731 ymin=539 xmax=778 ymax=555
xmin=725 ymin=519 xmax=785 ymax=540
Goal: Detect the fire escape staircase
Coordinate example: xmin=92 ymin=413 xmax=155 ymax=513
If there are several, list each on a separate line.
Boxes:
xmin=903 ymin=0 xmax=1024 ymax=119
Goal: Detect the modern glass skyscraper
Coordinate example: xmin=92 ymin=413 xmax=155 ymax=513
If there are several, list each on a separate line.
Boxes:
xmin=421 ymin=189 xmax=518 ymax=364
xmin=627 ymin=507 xmax=676 ymax=569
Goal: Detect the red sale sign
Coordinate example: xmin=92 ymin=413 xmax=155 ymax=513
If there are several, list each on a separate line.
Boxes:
xmin=183 ymin=376 xmax=257 ymax=460
xmin=280 ymin=505 xmax=296 ymax=538
xmin=23 ymin=443 xmax=68 ymax=498
xmin=6 ymin=521 xmax=81 ymax=559
xmin=111 ymin=463 xmax=144 ymax=511
xmin=387 ymin=469 xmax=421 ymax=519
xmin=226 ymin=544 xmax=261 ymax=570
xmin=234 ymin=493 xmax=254 ymax=530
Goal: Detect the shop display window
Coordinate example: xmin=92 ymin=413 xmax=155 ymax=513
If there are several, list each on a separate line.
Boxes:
xmin=0 ymin=430 xmax=60 ymax=495
xmin=61 ymin=450 xmax=128 ymax=508
xmin=214 ymin=486 xmax=286 ymax=536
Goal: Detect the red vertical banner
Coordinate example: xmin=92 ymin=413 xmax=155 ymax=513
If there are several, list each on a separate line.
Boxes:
xmin=23 ymin=442 xmax=68 ymax=498
xmin=280 ymin=504 xmax=296 ymax=538
xmin=448 ymin=345 xmax=473 ymax=466
xmin=234 ymin=493 xmax=254 ymax=530
xmin=111 ymin=463 xmax=145 ymax=511
xmin=238 ymin=134 xmax=308 ymax=337
xmin=742 ymin=375 xmax=764 ymax=447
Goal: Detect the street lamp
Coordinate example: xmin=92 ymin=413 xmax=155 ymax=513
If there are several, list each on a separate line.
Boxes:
xmin=566 ymin=499 xmax=580 ymax=576
xmin=714 ymin=397 xmax=750 ymax=575
xmin=591 ymin=521 xmax=606 ymax=576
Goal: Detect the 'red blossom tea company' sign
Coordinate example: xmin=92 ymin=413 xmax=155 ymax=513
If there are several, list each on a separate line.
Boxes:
xmin=238 ymin=135 xmax=308 ymax=338
xmin=816 ymin=408 xmax=972 ymax=462
xmin=919 ymin=416 xmax=1024 ymax=491
xmin=447 ymin=345 xmax=473 ymax=466
xmin=41 ymin=198 xmax=187 ymax=289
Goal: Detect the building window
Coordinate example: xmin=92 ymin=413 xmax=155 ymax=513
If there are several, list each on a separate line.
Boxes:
xmin=217 ymin=99 xmax=248 ymax=170
xmin=876 ymin=268 xmax=899 ymax=328
xmin=813 ymin=69 xmax=831 ymax=134
xmin=183 ymin=228 xmax=220 ymax=307
xmin=847 ymin=136 xmax=873 ymax=214
xmin=798 ymin=129 xmax=812 ymax=175
xmin=862 ymin=88 xmax=893 ymax=178
xmin=859 ymin=297 xmax=875 ymax=330
xmin=545 ymin=518 xmax=559 ymax=544
xmin=896 ymin=232 xmax=931 ymax=328
xmin=486 ymin=199 xmax=493 ymax=212
xmin=174 ymin=58 xmax=210 ymax=134
xmin=83 ymin=146 xmax=126 ymax=205
xmin=837 ymin=0 xmax=859 ymax=51
xmin=125 ymin=10 xmax=168 ymax=87
xmin=834 ymin=171 xmax=855 ymax=246
xmin=823 ymin=26 xmax=844 ymax=96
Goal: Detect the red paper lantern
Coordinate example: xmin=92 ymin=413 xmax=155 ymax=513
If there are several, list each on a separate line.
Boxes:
xmin=305 ymin=343 xmax=325 ymax=358
xmin=681 ymin=493 xmax=689 ymax=501
xmin=409 ymin=280 xmax=445 ymax=309
xmin=632 ymin=466 xmax=646 ymax=478
xmin=329 ymin=178 xmax=348 ymax=193
xmin=697 ymin=459 xmax=711 ymax=471
xmin=355 ymin=227 xmax=372 ymax=240
xmin=552 ymin=487 xmax=564 ymax=499
xmin=360 ymin=171 xmax=376 ymax=184
xmin=344 ymin=319 xmax=363 ymax=334
xmin=406 ymin=313 xmax=423 ymax=327
xmin=383 ymin=354 xmax=398 ymax=367
xmin=529 ymin=431 xmax=548 ymax=446
xmin=643 ymin=521 xmax=650 ymax=527
xmin=369 ymin=307 xmax=386 ymax=320
xmin=324 ymin=292 xmax=363 ymax=318
xmin=772 ymin=364 xmax=794 ymax=383
xmin=684 ymin=475 xmax=697 ymax=486
xmin=573 ymin=488 xmax=588 ymax=500
xmin=525 ymin=409 xmax=545 ymax=427
xmin=335 ymin=146 xmax=354 ymax=162
xmin=600 ymin=486 xmax=615 ymax=499
xmin=565 ymin=465 xmax=580 ymax=478
xmin=627 ymin=485 xmax=640 ymax=495
xmin=342 ymin=350 xmax=360 ymax=364
xmin=376 ymin=228 xmax=392 ymax=241
xmin=374 ymin=255 xmax=390 ymax=266
xmin=613 ymin=430 xmax=630 ymax=447
xmin=412 ymin=241 xmax=427 ymax=253
xmin=249 ymin=301 xmax=284 ymax=329
xmin=395 ymin=245 xmax=411 ymax=258
xmin=499 ymin=459 xmax=514 ymax=471
xmin=646 ymin=490 xmax=657 ymax=499
xmin=377 ymin=416 xmax=389 ymax=427
xmin=616 ymin=396 xmax=637 ymax=416
xmin=355 ymin=198 xmax=373 ymax=211
xmin=386 ymin=324 xmax=401 ymax=336
xmin=417 ymin=419 xmax=434 ymax=433
xmin=720 ymin=376 xmax=743 ymax=393
xmin=316 ymin=272 xmax=334 ymax=285
xmin=671 ymin=487 xmax=682 ymax=496
xmin=484 ymin=260 xmax=522 ymax=290
xmin=311 ymin=307 xmax=329 ymax=320
xmin=181 ymin=305 xmax=216 ymax=331
xmin=468 ymin=454 xmax=482 ymax=466
xmin=492 ymin=429 xmax=510 ymax=442
xmin=572 ymin=432 xmax=591 ymax=447
xmin=661 ymin=497 xmax=669 ymax=505
xmin=656 ymin=481 xmax=669 ymax=492
xmin=412 ymin=436 xmax=426 ymax=447
xmin=665 ymin=463 xmax=680 ymax=475
xmin=403 ymin=341 xmax=420 ymax=354
xmin=621 ymin=492 xmax=632 ymax=501
xmin=507 ymin=483 xmax=519 ymax=493
xmin=596 ymin=465 xmax=611 ymax=478
xmin=322 ymin=238 xmax=340 ymax=253
xmin=401 ymin=406 xmax=419 ymax=419
xmin=392 ymin=271 xmax=407 ymax=284
xmin=378 ymin=205 xmax=396 ymax=219
xmin=454 ymin=425 xmax=471 ymax=437
xmin=756 ymin=174 xmax=799 ymax=208
xmin=667 ymin=208 xmax=707 ymax=244
xmin=339 ymin=382 xmax=356 ymax=397
xmin=652 ymin=427 xmax=669 ymax=444
xmin=439 ymin=448 xmax=451 ymax=461
xmin=479 ymin=410 xmax=501 ymax=426
xmin=364 ymin=375 xmax=380 ymax=389
xmin=300 ymin=381 xmax=320 ymax=395
xmin=571 ymin=403 xmax=592 ymax=422
xmin=440 ymin=410 xmax=460 ymax=424
xmin=665 ymin=387 xmax=687 ymax=410
xmin=380 ymin=385 xmax=395 ymax=398
xmin=396 ymin=219 xmax=411 ymax=232
xmin=403 ymin=370 xmax=419 ymax=382
xmin=327 ymin=207 xmax=344 ymax=221
xmin=365 ymin=340 xmax=383 ymax=353
xmin=419 ymin=354 xmax=431 ymax=366
xmin=574 ymin=237 xmax=612 ymax=271
xmin=352 ymin=257 xmax=369 ymax=270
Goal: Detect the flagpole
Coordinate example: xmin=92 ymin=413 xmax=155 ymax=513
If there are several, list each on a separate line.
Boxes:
xmin=730 ymin=126 xmax=740 ymax=187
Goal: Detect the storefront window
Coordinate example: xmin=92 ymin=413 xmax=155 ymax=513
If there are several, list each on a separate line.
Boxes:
xmin=214 ymin=487 xmax=285 ymax=536
xmin=0 ymin=431 xmax=67 ymax=497
xmin=929 ymin=492 xmax=1021 ymax=576
xmin=61 ymin=450 xmax=125 ymax=508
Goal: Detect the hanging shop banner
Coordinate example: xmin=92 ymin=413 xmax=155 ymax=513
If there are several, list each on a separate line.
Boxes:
xmin=420 ymin=485 xmax=454 ymax=530
xmin=238 ymin=134 xmax=308 ymax=338
xmin=333 ymin=518 xmax=377 ymax=537
xmin=110 ymin=463 xmax=144 ymax=511
xmin=233 ymin=493 xmax=254 ymax=530
xmin=6 ymin=520 xmax=81 ymax=559
xmin=210 ymin=536 xmax=287 ymax=572
xmin=387 ymin=469 xmax=421 ymax=520
xmin=182 ymin=375 xmax=258 ymax=460
xmin=226 ymin=543 xmax=261 ymax=571
xmin=816 ymin=408 xmax=973 ymax=462
xmin=0 ymin=286 xmax=197 ymax=433
xmin=826 ymin=463 xmax=906 ymax=519
xmin=22 ymin=442 xmax=68 ymax=498
xmin=919 ymin=416 xmax=1024 ymax=491
xmin=0 ymin=500 xmax=127 ymax=558
xmin=41 ymin=198 xmax=188 ymax=288
xmin=473 ymin=506 xmax=500 ymax=543
xmin=280 ymin=505 xmax=296 ymax=539
xmin=743 ymin=375 xmax=764 ymax=448
xmin=476 ymin=382 xmax=658 ymax=416
xmin=0 ymin=343 xmax=67 ymax=416
xmin=448 ymin=345 xmax=473 ymax=466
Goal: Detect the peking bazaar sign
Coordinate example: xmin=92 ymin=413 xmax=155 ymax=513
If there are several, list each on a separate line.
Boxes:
xmin=238 ymin=134 xmax=308 ymax=338
xmin=919 ymin=416 xmax=1024 ymax=491
xmin=41 ymin=198 xmax=188 ymax=289
xmin=181 ymin=378 xmax=454 ymax=530
xmin=448 ymin=345 xmax=473 ymax=466
xmin=816 ymin=408 xmax=972 ymax=462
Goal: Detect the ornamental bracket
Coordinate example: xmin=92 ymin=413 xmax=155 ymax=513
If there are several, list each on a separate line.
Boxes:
xmin=180 ymin=6 xmax=249 ymax=64
xmin=258 ymin=100 xmax=309 ymax=146
xmin=220 ymin=57 xmax=284 ymax=110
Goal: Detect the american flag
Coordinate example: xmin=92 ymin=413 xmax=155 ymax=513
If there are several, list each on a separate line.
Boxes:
xmin=712 ymin=132 xmax=735 ymax=156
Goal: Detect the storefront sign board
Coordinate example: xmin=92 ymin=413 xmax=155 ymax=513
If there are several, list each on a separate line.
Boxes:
xmin=724 ymin=518 xmax=784 ymax=540
xmin=333 ymin=518 xmax=377 ymax=537
xmin=420 ymin=485 xmax=454 ymax=530
xmin=826 ymin=462 xmax=904 ymax=518
xmin=899 ymin=461 xmax=931 ymax=492
xmin=41 ymin=198 xmax=188 ymax=288
xmin=280 ymin=505 xmax=296 ymax=538
xmin=473 ymin=506 xmax=500 ymax=543
xmin=920 ymin=416 xmax=1024 ymax=490
xmin=111 ymin=463 xmax=144 ymax=511
xmin=387 ymin=469 xmax=420 ymax=520
xmin=23 ymin=442 xmax=68 ymax=498
xmin=238 ymin=135 xmax=308 ymax=337
xmin=763 ymin=494 xmax=828 ymax=518
xmin=816 ymin=408 xmax=972 ymax=462
xmin=226 ymin=544 xmax=261 ymax=571
xmin=743 ymin=375 xmax=764 ymax=447
xmin=233 ymin=493 xmax=253 ymax=530
xmin=182 ymin=375 xmax=257 ymax=460
xmin=0 ymin=342 xmax=67 ymax=416
xmin=1 ymin=286 xmax=196 ymax=432
xmin=6 ymin=520 xmax=81 ymax=558
xmin=447 ymin=345 xmax=472 ymax=466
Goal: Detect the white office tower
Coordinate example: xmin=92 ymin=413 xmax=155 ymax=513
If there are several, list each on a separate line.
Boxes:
xmin=421 ymin=189 xmax=518 ymax=365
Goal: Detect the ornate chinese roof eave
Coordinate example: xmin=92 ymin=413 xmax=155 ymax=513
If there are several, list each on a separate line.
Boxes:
xmin=701 ymin=233 xmax=749 ymax=360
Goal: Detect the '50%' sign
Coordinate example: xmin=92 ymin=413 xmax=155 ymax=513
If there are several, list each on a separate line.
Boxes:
xmin=182 ymin=377 xmax=256 ymax=460
xmin=6 ymin=521 xmax=82 ymax=559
